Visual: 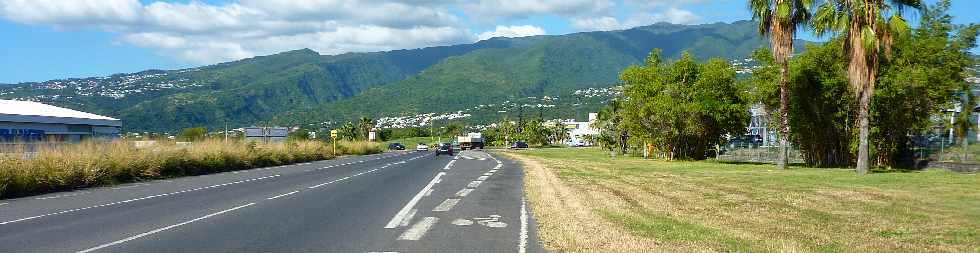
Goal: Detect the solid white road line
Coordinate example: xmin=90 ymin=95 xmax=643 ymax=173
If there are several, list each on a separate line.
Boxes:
xmin=467 ymin=181 xmax=482 ymax=188
xmin=266 ymin=191 xmax=299 ymax=200
xmin=519 ymin=197 xmax=529 ymax=253
xmin=0 ymin=175 xmax=280 ymax=225
xmin=397 ymin=217 xmax=439 ymax=241
xmin=0 ymin=203 xmax=8 ymax=207
xmin=442 ymin=160 xmax=455 ymax=170
xmin=384 ymin=171 xmax=447 ymax=228
xmin=399 ymin=209 xmax=417 ymax=227
xmin=455 ymin=188 xmax=473 ymax=197
xmin=76 ymin=202 xmax=256 ymax=253
xmin=432 ymin=198 xmax=460 ymax=212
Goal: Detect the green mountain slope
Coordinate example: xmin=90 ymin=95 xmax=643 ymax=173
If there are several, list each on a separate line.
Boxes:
xmin=2 ymin=20 xmax=783 ymax=131
xmin=283 ymin=20 xmax=775 ymax=125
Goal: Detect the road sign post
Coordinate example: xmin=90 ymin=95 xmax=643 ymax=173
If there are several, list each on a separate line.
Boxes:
xmin=330 ymin=129 xmax=339 ymax=156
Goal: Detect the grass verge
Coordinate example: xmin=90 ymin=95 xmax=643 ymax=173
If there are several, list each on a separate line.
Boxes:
xmin=0 ymin=140 xmax=382 ymax=199
xmin=501 ymin=148 xmax=979 ymax=253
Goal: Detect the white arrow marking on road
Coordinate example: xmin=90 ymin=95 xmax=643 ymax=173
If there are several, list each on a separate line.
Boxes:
xmin=451 ymin=219 xmax=473 ymax=226
xmin=385 ymin=171 xmax=447 ymax=228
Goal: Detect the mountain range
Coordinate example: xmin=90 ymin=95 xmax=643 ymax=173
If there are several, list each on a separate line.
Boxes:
xmin=1 ymin=20 xmax=783 ymax=132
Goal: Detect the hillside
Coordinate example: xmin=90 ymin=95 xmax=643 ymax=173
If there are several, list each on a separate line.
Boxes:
xmin=1 ymin=21 xmax=776 ymax=132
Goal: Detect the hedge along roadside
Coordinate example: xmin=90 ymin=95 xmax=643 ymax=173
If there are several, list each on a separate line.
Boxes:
xmin=0 ymin=140 xmax=383 ymax=199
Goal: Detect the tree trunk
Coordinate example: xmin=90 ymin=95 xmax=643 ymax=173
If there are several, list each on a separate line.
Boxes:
xmin=856 ymin=88 xmax=872 ymax=175
xmin=849 ymin=21 xmax=877 ymax=175
xmin=770 ymin=9 xmax=794 ymax=170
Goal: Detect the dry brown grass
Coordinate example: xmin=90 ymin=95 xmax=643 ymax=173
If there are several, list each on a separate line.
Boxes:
xmin=0 ymin=140 xmax=382 ymax=199
xmin=502 ymin=148 xmax=980 ymax=253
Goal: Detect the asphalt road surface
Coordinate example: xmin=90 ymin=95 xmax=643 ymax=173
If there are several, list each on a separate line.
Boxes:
xmin=0 ymin=150 xmax=544 ymax=253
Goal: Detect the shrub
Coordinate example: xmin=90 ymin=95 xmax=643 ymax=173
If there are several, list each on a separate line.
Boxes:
xmin=0 ymin=139 xmax=382 ymax=199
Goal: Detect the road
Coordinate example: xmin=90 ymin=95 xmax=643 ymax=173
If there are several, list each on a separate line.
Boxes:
xmin=0 ymin=150 xmax=544 ymax=253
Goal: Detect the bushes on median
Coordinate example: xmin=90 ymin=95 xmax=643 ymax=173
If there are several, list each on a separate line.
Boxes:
xmin=0 ymin=140 xmax=383 ymax=199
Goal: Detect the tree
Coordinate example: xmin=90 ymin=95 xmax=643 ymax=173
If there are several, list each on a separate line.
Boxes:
xmin=812 ymin=0 xmax=921 ymax=174
xmin=443 ymin=122 xmax=465 ymax=137
xmin=358 ymin=117 xmax=375 ymax=140
xmin=338 ymin=122 xmax=358 ymax=141
xmin=752 ymin=43 xmax=854 ymax=167
xmin=873 ymin=0 xmax=977 ymax=167
xmin=750 ymin=0 xmax=814 ymax=169
xmin=621 ymin=50 xmax=749 ymax=160
xmin=593 ymin=99 xmax=628 ymax=155
xmin=179 ymin=127 xmax=207 ymax=142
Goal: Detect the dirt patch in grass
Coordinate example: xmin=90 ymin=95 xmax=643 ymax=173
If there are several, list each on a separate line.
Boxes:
xmin=502 ymin=148 xmax=980 ymax=253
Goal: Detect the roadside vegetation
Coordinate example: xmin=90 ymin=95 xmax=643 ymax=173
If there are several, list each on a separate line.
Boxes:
xmin=0 ymin=140 xmax=382 ymax=199
xmin=505 ymin=148 xmax=979 ymax=252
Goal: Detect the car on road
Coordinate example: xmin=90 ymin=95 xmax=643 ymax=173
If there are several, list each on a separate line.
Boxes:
xmin=388 ymin=142 xmax=406 ymax=150
xmin=435 ymin=143 xmax=454 ymax=156
xmin=510 ymin=141 xmax=529 ymax=149
xmin=416 ymin=143 xmax=429 ymax=151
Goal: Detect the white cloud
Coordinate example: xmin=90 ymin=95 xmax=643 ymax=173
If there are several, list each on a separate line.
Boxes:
xmin=0 ymin=0 xmax=141 ymax=27
xmin=477 ymin=25 xmax=546 ymax=40
xmin=0 ymin=0 xmax=475 ymax=64
xmin=462 ymin=0 xmax=614 ymax=21
xmin=570 ymin=7 xmax=701 ymax=31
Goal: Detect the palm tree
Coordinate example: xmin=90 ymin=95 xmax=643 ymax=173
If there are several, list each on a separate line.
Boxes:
xmin=357 ymin=117 xmax=374 ymax=140
xmin=340 ymin=121 xmax=358 ymax=141
xmin=812 ymin=0 xmax=920 ymax=174
xmin=750 ymin=0 xmax=814 ymax=169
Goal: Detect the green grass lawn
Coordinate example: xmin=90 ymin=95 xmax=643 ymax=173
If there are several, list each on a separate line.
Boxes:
xmin=508 ymin=148 xmax=979 ymax=253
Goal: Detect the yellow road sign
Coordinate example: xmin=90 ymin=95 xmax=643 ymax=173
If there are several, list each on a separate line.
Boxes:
xmin=330 ymin=129 xmax=338 ymax=139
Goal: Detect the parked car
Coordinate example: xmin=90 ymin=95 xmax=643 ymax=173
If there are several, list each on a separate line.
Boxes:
xmin=416 ymin=143 xmax=429 ymax=151
xmin=388 ymin=142 xmax=406 ymax=150
xmin=435 ymin=143 xmax=454 ymax=156
xmin=510 ymin=141 xmax=529 ymax=149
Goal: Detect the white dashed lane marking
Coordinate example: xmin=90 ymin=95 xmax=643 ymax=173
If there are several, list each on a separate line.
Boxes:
xmin=455 ymin=188 xmax=473 ymax=197
xmin=432 ymin=199 xmax=460 ymax=212
xmin=467 ymin=181 xmax=482 ymax=188
xmin=398 ymin=217 xmax=439 ymax=241
xmin=266 ymin=191 xmax=299 ymax=200
xmin=0 ymin=174 xmax=280 ymax=225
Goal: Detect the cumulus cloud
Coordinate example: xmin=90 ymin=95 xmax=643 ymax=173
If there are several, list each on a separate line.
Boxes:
xmin=570 ymin=7 xmax=701 ymax=31
xmin=462 ymin=0 xmax=614 ymax=20
xmin=0 ymin=0 xmax=475 ymax=64
xmin=477 ymin=25 xmax=546 ymax=40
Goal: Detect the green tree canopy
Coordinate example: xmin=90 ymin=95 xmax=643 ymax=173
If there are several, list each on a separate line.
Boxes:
xmin=621 ymin=50 xmax=749 ymax=160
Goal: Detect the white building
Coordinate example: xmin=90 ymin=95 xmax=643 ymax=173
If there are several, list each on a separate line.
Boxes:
xmin=563 ymin=113 xmax=600 ymax=146
xmin=0 ymin=100 xmax=121 ymax=143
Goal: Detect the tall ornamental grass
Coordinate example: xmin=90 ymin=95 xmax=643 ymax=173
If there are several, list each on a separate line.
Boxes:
xmin=0 ymin=140 xmax=383 ymax=199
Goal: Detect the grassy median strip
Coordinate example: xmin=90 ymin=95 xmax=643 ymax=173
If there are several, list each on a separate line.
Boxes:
xmin=502 ymin=148 xmax=980 ymax=253
xmin=0 ymin=140 xmax=382 ymax=199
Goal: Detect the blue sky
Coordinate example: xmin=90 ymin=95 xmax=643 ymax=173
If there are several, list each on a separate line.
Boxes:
xmin=0 ymin=0 xmax=976 ymax=83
